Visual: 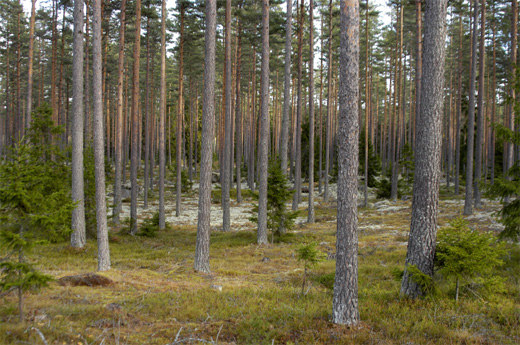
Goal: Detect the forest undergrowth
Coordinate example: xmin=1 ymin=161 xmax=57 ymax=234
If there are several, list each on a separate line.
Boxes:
xmin=1 ymin=182 xmax=519 ymax=345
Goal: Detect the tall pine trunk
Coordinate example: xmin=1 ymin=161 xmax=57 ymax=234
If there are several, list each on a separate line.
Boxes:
xmin=159 ymin=0 xmax=167 ymax=229
xmin=222 ymin=0 xmax=232 ymax=231
xmin=257 ymin=0 xmax=270 ymax=245
xmin=401 ymin=0 xmax=447 ymax=298
xmin=194 ymin=0 xmax=217 ymax=273
xmin=464 ymin=0 xmax=478 ymax=216
xmin=71 ymin=0 xmax=86 ymax=248
xmin=308 ymin=0 xmax=315 ymax=223
xmin=332 ymin=0 xmax=360 ymax=326
xmin=93 ymin=0 xmax=110 ymax=271
xmin=113 ymin=0 xmax=127 ymax=225
xmin=130 ymin=0 xmax=142 ymax=235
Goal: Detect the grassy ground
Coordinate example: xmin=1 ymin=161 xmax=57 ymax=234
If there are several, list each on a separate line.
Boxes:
xmin=1 ymin=186 xmax=519 ymax=344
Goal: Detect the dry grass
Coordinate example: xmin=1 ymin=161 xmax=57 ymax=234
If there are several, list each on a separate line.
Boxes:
xmin=1 ymin=185 xmax=519 ymax=344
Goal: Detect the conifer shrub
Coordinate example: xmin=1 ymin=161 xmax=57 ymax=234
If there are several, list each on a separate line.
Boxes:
xmin=0 ymin=105 xmax=74 ymax=321
xmin=137 ymin=212 xmax=162 ymax=238
xmin=296 ymin=241 xmax=325 ymax=295
xmin=435 ymin=218 xmax=507 ymax=300
xmin=359 ymin=130 xmax=382 ymax=188
xmin=250 ymin=159 xmax=298 ymax=241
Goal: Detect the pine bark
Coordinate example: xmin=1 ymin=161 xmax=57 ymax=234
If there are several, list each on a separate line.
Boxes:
xmin=26 ymin=0 xmax=37 ymax=129
xmin=113 ymin=0 xmax=127 ymax=225
xmin=464 ymin=0 xmax=479 ymax=216
xmin=280 ymin=0 xmax=292 ymax=174
xmin=194 ymin=0 xmax=217 ymax=273
xmin=292 ymin=0 xmax=304 ymax=211
xmin=130 ymin=0 xmax=142 ymax=235
xmin=257 ymin=0 xmax=270 ymax=245
xmin=324 ymin=0 xmax=333 ymax=202
xmin=308 ymin=0 xmax=315 ymax=223
xmin=176 ymin=4 xmax=185 ymax=217
xmin=235 ymin=8 xmax=243 ymax=204
xmin=93 ymin=0 xmax=110 ymax=271
xmin=474 ymin=0 xmax=486 ymax=208
xmin=401 ymin=0 xmax=447 ymax=298
xmin=332 ymin=0 xmax=360 ymax=326
xmin=222 ymin=0 xmax=232 ymax=231
xmin=71 ymin=0 xmax=86 ymax=248
xmin=159 ymin=0 xmax=166 ymax=229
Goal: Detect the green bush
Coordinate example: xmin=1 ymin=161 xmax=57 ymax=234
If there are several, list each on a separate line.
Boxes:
xmin=435 ymin=218 xmax=507 ymax=300
xmin=250 ymin=159 xmax=298 ymax=240
xmin=137 ymin=212 xmax=163 ymax=238
xmin=0 ymin=105 xmax=74 ymax=321
xmin=296 ymin=241 xmax=325 ymax=295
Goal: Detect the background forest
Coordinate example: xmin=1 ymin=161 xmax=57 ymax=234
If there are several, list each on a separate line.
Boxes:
xmin=0 ymin=0 xmax=519 ymax=344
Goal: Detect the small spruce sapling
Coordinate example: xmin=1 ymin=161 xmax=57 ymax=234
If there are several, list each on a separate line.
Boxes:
xmin=296 ymin=241 xmax=325 ymax=296
xmin=435 ymin=218 xmax=507 ymax=301
xmin=249 ymin=159 xmax=297 ymax=241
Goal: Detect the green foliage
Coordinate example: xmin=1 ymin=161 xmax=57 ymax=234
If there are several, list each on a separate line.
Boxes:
xmin=83 ymin=146 xmax=97 ymax=237
xmin=0 ymin=105 xmax=74 ymax=320
xmin=435 ymin=218 xmax=507 ymax=299
xmin=399 ymin=143 xmax=414 ymax=189
xmin=406 ymin=265 xmax=435 ymax=295
xmin=249 ymin=159 xmax=298 ymax=239
xmin=296 ymin=241 xmax=325 ymax=295
xmin=296 ymin=241 xmax=325 ymax=270
xmin=487 ymin=68 xmax=520 ymax=240
xmin=137 ymin=212 xmax=164 ymax=238
xmin=168 ymin=165 xmax=193 ymax=193
xmin=359 ymin=130 xmax=382 ymax=188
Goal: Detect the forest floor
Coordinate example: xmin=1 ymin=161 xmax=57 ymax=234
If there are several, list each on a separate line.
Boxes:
xmin=1 ymin=178 xmax=519 ymax=345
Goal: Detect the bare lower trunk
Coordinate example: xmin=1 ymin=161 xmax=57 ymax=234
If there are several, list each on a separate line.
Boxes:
xmin=464 ymin=0 xmax=478 ymax=216
xmin=257 ymin=0 xmax=270 ymax=245
xmin=130 ymin=0 xmax=142 ymax=235
xmin=308 ymin=0 xmax=315 ymax=223
xmin=280 ymin=0 xmax=292 ymax=174
xmin=401 ymin=0 xmax=447 ymax=298
xmin=113 ymin=0 xmax=127 ymax=225
xmin=474 ymin=0 xmax=486 ymax=208
xmin=93 ymin=0 xmax=110 ymax=271
xmin=71 ymin=0 xmax=86 ymax=248
xmin=332 ymin=0 xmax=360 ymax=326
xmin=159 ymin=0 xmax=166 ymax=229
xmin=222 ymin=0 xmax=232 ymax=231
xmin=194 ymin=0 xmax=217 ymax=273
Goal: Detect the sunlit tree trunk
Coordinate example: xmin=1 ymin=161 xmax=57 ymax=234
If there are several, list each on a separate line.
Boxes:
xmin=401 ymin=0 xmax=447 ymax=298
xmin=257 ymin=0 xmax=270 ymax=245
xmin=194 ymin=0 xmax=217 ymax=273
xmin=332 ymin=0 xmax=360 ymax=326
xmin=71 ymin=0 xmax=86 ymax=248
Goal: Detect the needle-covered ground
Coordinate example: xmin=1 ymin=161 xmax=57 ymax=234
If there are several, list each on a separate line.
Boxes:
xmin=1 ymin=182 xmax=519 ymax=345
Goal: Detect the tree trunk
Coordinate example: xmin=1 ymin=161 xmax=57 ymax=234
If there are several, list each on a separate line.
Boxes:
xmin=474 ymin=0 xmax=486 ymax=208
xmin=144 ymin=16 xmax=151 ymax=209
xmin=194 ymin=0 xmax=217 ymax=273
xmin=176 ymin=4 xmax=185 ymax=217
xmin=308 ymin=0 xmax=315 ymax=223
xmin=93 ymin=0 xmax=110 ymax=271
xmin=26 ymin=0 xmax=37 ymax=129
xmin=221 ymin=0 xmax=232 ymax=231
xmin=401 ymin=0 xmax=447 ymax=298
xmin=280 ymin=0 xmax=292 ymax=175
xmin=257 ymin=0 xmax=270 ymax=245
xmin=464 ymin=0 xmax=478 ymax=216
xmin=130 ymin=0 xmax=142 ymax=235
xmin=159 ymin=0 xmax=166 ymax=229
xmin=414 ymin=0 xmax=422 ymax=151
xmin=364 ymin=0 xmax=370 ymax=208
xmin=454 ymin=15 xmax=463 ymax=194
xmin=292 ymin=0 xmax=304 ymax=211
xmin=235 ymin=6 xmax=243 ymax=204
xmin=324 ymin=0 xmax=333 ymax=202
xmin=71 ymin=0 xmax=86 ymax=248
xmin=332 ymin=0 xmax=360 ymax=326
xmin=113 ymin=0 xmax=127 ymax=225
